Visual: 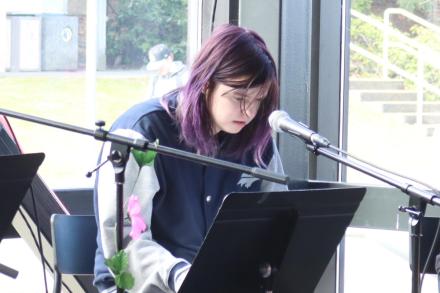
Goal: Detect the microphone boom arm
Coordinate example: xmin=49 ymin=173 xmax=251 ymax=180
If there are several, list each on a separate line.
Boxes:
xmin=0 ymin=107 xmax=289 ymax=185
xmin=306 ymin=144 xmax=440 ymax=206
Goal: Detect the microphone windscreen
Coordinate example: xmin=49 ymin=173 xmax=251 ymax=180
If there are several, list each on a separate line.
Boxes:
xmin=268 ymin=110 xmax=289 ymax=132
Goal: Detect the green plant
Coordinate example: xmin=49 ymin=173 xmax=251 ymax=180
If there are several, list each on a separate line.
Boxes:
xmin=397 ymin=0 xmax=432 ymax=16
xmin=105 ymin=251 xmax=134 ymax=290
xmin=352 ymin=0 xmax=373 ymax=14
xmin=410 ymin=25 xmax=440 ymax=51
xmin=350 ymin=17 xmax=384 ymax=77
xmin=389 ymin=25 xmax=440 ymax=99
xmin=350 ymin=3 xmax=440 ymax=101
xmin=107 ymin=0 xmax=188 ymax=68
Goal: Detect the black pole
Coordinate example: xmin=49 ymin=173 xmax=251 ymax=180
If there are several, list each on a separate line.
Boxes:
xmin=411 ymin=212 xmax=422 ymax=293
xmin=400 ymin=198 xmax=427 ymax=293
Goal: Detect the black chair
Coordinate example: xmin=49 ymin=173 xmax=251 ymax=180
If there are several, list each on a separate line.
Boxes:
xmin=50 ymin=214 xmax=97 ymax=293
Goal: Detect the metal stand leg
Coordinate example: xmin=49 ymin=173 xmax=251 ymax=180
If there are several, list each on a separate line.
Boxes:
xmin=109 ymin=143 xmax=130 ymax=293
xmin=400 ymin=198 xmax=427 ymax=293
xmin=409 ymin=213 xmax=422 ymax=293
xmin=0 ymin=262 xmax=18 ymax=279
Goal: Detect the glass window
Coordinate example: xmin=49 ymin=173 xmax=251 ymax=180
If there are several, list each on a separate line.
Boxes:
xmin=0 ymin=1 xmax=193 ymax=292
xmin=0 ymin=0 xmax=189 ymax=189
xmin=345 ymin=0 xmax=440 ymax=292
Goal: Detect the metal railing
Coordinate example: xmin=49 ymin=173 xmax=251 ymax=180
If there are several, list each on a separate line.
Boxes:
xmin=351 ymin=9 xmax=440 ymax=124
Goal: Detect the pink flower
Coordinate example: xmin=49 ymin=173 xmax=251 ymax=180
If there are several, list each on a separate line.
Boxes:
xmin=127 ymin=195 xmax=147 ymax=240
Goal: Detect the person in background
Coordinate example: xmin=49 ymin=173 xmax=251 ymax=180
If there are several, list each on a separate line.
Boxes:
xmin=145 ymin=44 xmax=189 ymax=99
xmin=93 ymin=24 xmax=287 ymax=293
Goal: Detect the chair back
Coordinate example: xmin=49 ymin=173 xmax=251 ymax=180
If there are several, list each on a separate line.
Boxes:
xmin=51 ymin=214 xmax=97 ymax=275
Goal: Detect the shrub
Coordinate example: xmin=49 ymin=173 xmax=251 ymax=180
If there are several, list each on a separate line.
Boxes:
xmin=350 ymin=17 xmax=384 ymax=77
xmin=106 ymin=0 xmax=188 ymax=69
xmin=350 ymin=1 xmax=440 ymax=99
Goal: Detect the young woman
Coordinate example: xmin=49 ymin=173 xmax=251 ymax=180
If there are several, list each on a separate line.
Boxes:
xmin=94 ymin=24 xmax=287 ymax=293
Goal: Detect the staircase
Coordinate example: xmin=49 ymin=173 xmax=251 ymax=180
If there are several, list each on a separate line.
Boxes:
xmin=350 ymin=78 xmax=440 ymax=127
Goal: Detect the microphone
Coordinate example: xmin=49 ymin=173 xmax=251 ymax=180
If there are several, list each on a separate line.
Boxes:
xmin=268 ymin=110 xmax=330 ymax=147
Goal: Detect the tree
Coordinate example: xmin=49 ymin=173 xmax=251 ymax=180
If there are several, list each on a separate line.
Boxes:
xmin=107 ymin=0 xmax=188 ymax=68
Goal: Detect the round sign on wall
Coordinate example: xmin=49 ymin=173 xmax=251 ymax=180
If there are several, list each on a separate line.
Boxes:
xmin=61 ymin=27 xmax=73 ymax=43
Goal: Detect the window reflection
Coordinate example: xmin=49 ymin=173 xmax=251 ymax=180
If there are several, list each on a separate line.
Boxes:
xmin=346 ymin=1 xmax=440 ymax=292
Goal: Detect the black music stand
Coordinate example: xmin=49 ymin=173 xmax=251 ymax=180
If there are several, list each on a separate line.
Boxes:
xmin=410 ymin=216 xmax=440 ymax=275
xmin=178 ymin=184 xmax=366 ymax=293
xmin=0 ymin=153 xmax=45 ymax=278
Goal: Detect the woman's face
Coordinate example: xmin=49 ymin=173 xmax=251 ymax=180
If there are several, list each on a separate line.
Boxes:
xmin=208 ymin=81 xmax=265 ymax=135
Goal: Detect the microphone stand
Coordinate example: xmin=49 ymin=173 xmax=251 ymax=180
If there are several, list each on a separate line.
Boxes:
xmin=303 ymin=142 xmax=440 ymax=293
xmin=0 ymin=108 xmax=289 ymax=293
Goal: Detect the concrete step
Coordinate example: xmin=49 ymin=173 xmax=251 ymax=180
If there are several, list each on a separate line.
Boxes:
xmin=383 ymin=103 xmax=416 ymax=113
xmin=382 ymin=102 xmax=440 ymax=113
xmin=360 ymin=90 xmax=417 ymax=102
xmin=381 ymin=101 xmax=440 ymax=125
xmin=350 ymin=79 xmax=405 ymax=90
xmin=424 ymin=115 xmax=440 ymax=124
xmin=423 ymin=103 xmax=440 ymax=113
xmin=404 ymin=114 xmax=440 ymax=125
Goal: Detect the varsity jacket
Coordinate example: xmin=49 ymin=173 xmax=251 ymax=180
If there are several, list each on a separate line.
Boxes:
xmin=93 ymin=92 xmax=287 ymax=293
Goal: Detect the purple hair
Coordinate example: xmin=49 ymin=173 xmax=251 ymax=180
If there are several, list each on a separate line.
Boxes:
xmin=164 ymin=24 xmax=279 ymax=166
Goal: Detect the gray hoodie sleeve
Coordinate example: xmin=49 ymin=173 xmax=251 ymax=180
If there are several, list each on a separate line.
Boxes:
xmin=260 ymin=140 xmax=288 ymax=192
xmin=97 ymin=129 xmax=189 ymax=293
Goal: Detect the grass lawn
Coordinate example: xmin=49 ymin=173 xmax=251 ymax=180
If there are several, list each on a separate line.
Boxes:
xmin=0 ymin=75 xmax=150 ymax=188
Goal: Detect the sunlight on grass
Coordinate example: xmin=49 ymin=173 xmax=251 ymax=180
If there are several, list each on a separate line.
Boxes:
xmin=0 ymin=75 xmax=150 ymax=188
xmin=96 ymin=78 xmax=150 ymax=123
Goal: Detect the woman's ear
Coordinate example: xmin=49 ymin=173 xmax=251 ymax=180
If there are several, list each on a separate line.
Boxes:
xmin=202 ymin=84 xmax=212 ymax=101
xmin=202 ymin=83 xmax=209 ymax=95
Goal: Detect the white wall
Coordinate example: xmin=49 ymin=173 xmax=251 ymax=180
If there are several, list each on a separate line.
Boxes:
xmin=1 ymin=0 xmax=68 ymax=71
xmin=5 ymin=0 xmax=67 ymax=14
